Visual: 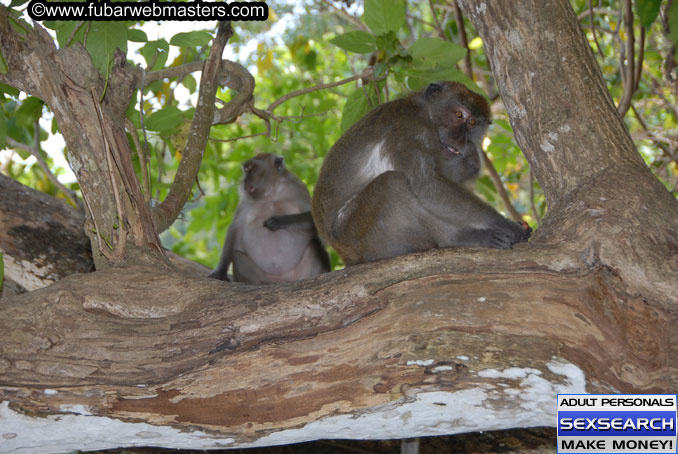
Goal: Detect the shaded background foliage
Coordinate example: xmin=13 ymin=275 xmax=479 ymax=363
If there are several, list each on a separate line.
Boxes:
xmin=0 ymin=0 xmax=676 ymax=272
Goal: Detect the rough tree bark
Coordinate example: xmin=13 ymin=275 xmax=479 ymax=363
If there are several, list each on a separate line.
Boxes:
xmin=0 ymin=0 xmax=676 ymax=452
xmin=0 ymin=174 xmax=210 ymax=299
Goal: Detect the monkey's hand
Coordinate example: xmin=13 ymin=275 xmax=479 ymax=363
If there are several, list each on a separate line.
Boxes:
xmin=488 ymin=223 xmax=531 ymax=249
xmin=264 ymin=216 xmax=284 ymax=231
xmin=517 ymin=221 xmax=532 ymax=241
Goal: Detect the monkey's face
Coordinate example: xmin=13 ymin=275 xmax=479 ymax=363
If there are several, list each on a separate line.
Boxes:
xmin=423 ymin=82 xmax=490 ymax=184
xmin=241 ymin=153 xmax=286 ymax=200
xmin=435 ymin=104 xmax=488 ymax=184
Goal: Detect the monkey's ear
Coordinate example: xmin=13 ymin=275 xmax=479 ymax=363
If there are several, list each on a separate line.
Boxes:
xmin=274 ymin=156 xmax=285 ymax=172
xmin=424 ymin=82 xmax=444 ymax=99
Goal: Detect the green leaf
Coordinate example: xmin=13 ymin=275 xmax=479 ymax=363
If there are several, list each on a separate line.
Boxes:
xmin=128 ymin=29 xmax=148 ymax=43
xmin=86 ymin=22 xmax=128 ymax=76
xmin=409 ymin=38 xmax=467 ymax=69
xmin=0 ymin=49 xmax=7 ymax=74
xmin=0 ymin=83 xmax=20 ymax=98
xmin=330 ymin=31 xmax=377 ymax=54
xmin=406 ymin=67 xmax=485 ymax=96
xmin=340 ymin=89 xmax=371 ymax=133
xmin=9 ymin=0 xmax=29 ymax=7
xmin=170 ymin=31 xmax=213 ymax=48
xmin=669 ymin=1 xmax=678 ymax=43
xmin=145 ymin=106 xmax=185 ymax=133
xmin=0 ymin=110 xmax=6 ymax=149
xmin=140 ymin=40 xmax=170 ymax=71
xmin=634 ymin=0 xmax=662 ymax=28
xmin=182 ymin=74 xmax=197 ymax=93
xmin=363 ymin=0 xmax=405 ymax=36
xmin=55 ymin=21 xmax=86 ymax=48
xmin=15 ymin=97 xmax=44 ymax=127
xmin=405 ymin=67 xmax=461 ymax=90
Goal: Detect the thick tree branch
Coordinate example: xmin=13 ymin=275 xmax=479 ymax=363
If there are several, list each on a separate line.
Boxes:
xmin=0 ymin=6 xmax=46 ymax=97
xmin=0 ymin=240 xmax=674 ymax=450
xmin=152 ymin=22 xmax=233 ymax=233
xmin=142 ymin=61 xmax=204 ymax=86
xmin=211 ymin=60 xmax=255 ymax=125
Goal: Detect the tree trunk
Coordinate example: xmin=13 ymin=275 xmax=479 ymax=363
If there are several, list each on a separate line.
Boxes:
xmin=0 ymin=0 xmax=676 ymax=452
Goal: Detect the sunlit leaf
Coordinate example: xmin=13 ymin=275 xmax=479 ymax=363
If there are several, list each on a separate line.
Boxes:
xmin=55 ymin=21 xmax=86 ymax=48
xmin=86 ymin=22 xmax=128 ymax=76
xmin=128 ymin=29 xmax=148 ymax=43
xmin=363 ymin=0 xmax=405 ymax=36
xmin=330 ymin=31 xmax=377 ymax=54
xmin=182 ymin=74 xmax=197 ymax=93
xmin=170 ymin=31 xmax=213 ymax=48
xmin=145 ymin=106 xmax=184 ymax=133
xmin=409 ymin=38 xmax=467 ymax=68
xmin=0 ymin=110 xmax=6 ymax=149
xmin=140 ymin=40 xmax=169 ymax=71
xmin=0 ymin=49 xmax=7 ymax=74
xmin=15 ymin=97 xmax=44 ymax=127
xmin=669 ymin=1 xmax=678 ymax=43
xmin=634 ymin=0 xmax=662 ymax=28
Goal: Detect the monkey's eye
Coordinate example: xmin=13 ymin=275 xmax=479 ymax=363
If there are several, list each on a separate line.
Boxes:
xmin=243 ymin=163 xmax=253 ymax=172
xmin=455 ymin=111 xmax=463 ymax=118
xmin=468 ymin=118 xmax=476 ymax=127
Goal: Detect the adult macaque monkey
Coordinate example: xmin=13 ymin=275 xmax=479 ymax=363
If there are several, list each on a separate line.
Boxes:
xmin=312 ymin=81 xmax=531 ymax=265
xmin=209 ymin=153 xmax=330 ymax=284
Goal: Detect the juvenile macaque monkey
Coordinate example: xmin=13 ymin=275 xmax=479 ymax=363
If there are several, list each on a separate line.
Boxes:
xmin=209 ymin=153 xmax=330 ymax=284
xmin=312 ymin=81 xmax=531 ymax=265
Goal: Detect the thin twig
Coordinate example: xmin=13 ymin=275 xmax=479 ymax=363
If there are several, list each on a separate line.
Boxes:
xmin=578 ymin=7 xmax=618 ymax=19
xmin=454 ymin=1 xmax=474 ymax=79
xmin=406 ymin=13 xmax=436 ymax=28
xmin=82 ymin=21 xmax=91 ymax=47
xmin=617 ymin=0 xmax=635 ymax=116
xmin=142 ymin=61 xmax=204 ymax=86
xmin=6 ymin=126 xmax=80 ymax=208
xmin=125 ymin=119 xmax=151 ymax=204
xmin=320 ymin=0 xmax=369 ymax=32
xmin=65 ymin=21 xmax=85 ymax=47
xmin=428 ymin=0 xmax=445 ymax=38
xmin=404 ymin=1 xmax=417 ymax=37
xmin=208 ymin=132 xmax=268 ymax=143
xmin=267 ymin=70 xmax=371 ymax=113
xmin=138 ymin=70 xmax=153 ymax=200
xmin=588 ymin=0 xmax=605 ymax=58
xmin=480 ymin=149 xmax=524 ymax=222
xmin=634 ymin=27 xmax=645 ymax=91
